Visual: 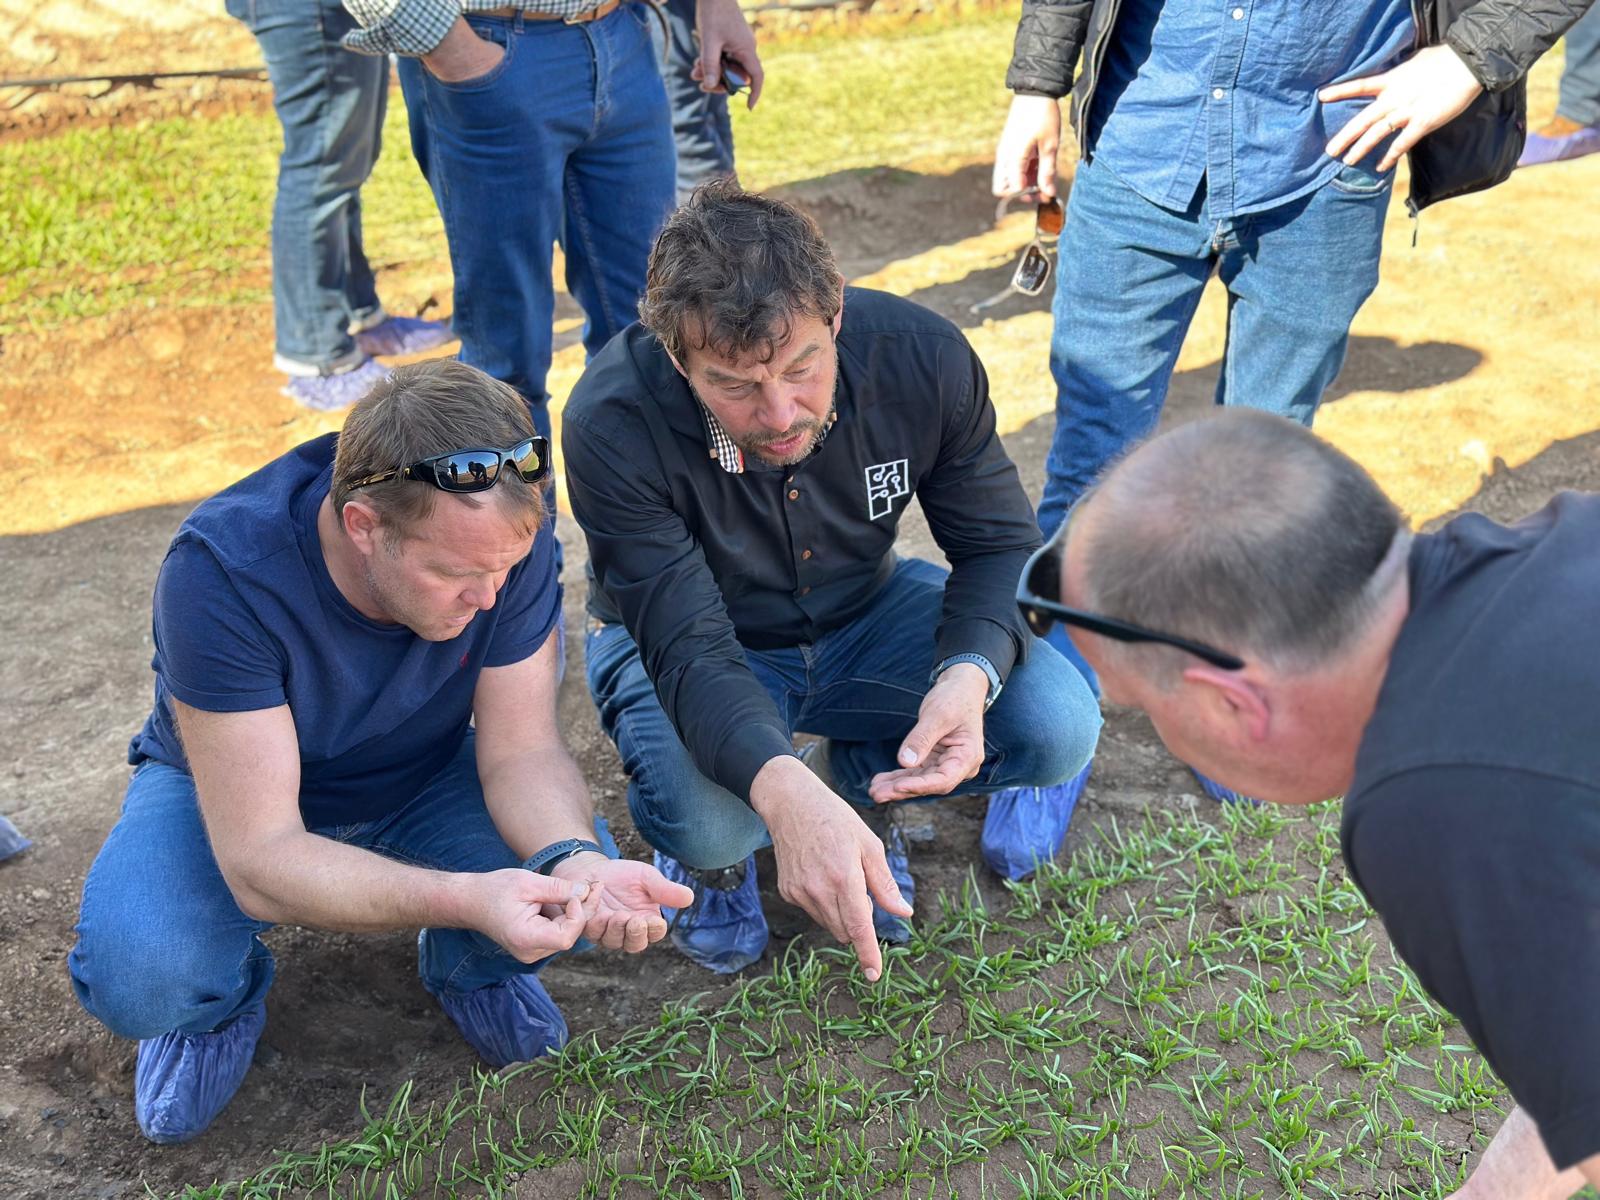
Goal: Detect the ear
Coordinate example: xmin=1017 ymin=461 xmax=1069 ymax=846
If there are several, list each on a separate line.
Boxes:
xmin=341 ymin=499 xmax=385 ymax=557
xmin=831 ymin=281 xmax=846 ymax=337
xmin=1180 ymin=664 xmax=1271 ymax=742
xmin=665 ymin=347 xmax=689 ymax=379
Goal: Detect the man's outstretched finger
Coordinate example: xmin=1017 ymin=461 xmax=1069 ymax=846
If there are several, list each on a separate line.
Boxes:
xmin=863 ymin=847 xmax=913 ymax=920
xmin=838 ymin=891 xmax=884 ymax=982
xmin=1318 ymin=72 xmax=1385 ymax=105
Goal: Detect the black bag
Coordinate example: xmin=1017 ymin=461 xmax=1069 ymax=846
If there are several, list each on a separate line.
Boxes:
xmin=1406 ymin=0 xmax=1528 ymax=213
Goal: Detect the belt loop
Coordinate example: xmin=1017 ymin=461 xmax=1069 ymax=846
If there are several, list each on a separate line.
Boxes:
xmin=512 ymin=7 xmax=524 ymax=30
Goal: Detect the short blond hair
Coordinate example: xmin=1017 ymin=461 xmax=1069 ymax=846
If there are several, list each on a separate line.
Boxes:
xmin=332 ymin=359 xmax=545 ymax=542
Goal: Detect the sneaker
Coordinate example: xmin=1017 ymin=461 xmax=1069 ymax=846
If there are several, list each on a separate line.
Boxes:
xmin=655 ymin=851 xmax=768 ymax=974
xmin=354 ymin=315 xmax=454 ymax=358
xmin=282 ymin=357 xmax=390 ymax=412
xmin=1190 ymin=768 xmax=1260 ymax=806
xmin=1518 ymin=116 xmax=1600 ymax=167
xmin=980 ymin=762 xmax=1092 ymax=881
xmin=134 ymin=1002 xmax=266 ymax=1144
xmin=0 ymin=814 xmax=30 ymax=863
xmin=435 ymin=973 xmax=567 ymax=1069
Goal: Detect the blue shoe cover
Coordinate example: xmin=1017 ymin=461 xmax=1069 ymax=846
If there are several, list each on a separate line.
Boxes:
xmin=281 ymin=358 xmax=389 ymax=412
xmin=437 ymin=973 xmax=567 ymax=1069
xmin=0 ymin=815 xmax=30 ymax=862
xmin=354 ymin=315 xmax=454 ymax=358
xmin=655 ymin=851 xmax=768 ymax=974
xmin=870 ymin=817 xmax=916 ymax=945
xmin=1191 ymin=769 xmax=1260 ymax=806
xmin=134 ymin=1002 xmax=265 ymax=1144
xmin=981 ymin=762 xmax=1092 ymax=881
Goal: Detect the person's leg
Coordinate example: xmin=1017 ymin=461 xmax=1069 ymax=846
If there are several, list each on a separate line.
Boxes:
xmin=69 ymin=763 xmax=273 ymax=1142
xmin=1036 ymin=158 xmax=1216 ymax=542
xmin=229 ymin=0 xmax=387 ymax=376
xmin=561 ymin=5 xmax=678 ymax=363
xmin=1211 ymin=161 xmax=1390 ymax=426
xmin=800 ymin=559 xmax=1099 ymax=803
xmin=649 ymin=0 xmax=737 ymax=203
xmin=396 ymin=15 xmax=591 ymax=438
xmin=1558 ymin=5 xmax=1600 ymax=128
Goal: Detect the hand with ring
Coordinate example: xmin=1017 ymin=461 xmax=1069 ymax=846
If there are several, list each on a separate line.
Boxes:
xmin=1319 ymin=44 xmax=1484 ymax=172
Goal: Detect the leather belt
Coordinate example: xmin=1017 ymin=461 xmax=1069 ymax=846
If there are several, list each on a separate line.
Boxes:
xmin=477 ymin=0 xmax=623 ymax=22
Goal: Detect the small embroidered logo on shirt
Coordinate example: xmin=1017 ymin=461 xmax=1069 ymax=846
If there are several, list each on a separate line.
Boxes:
xmin=865 ymin=459 xmax=910 ymax=520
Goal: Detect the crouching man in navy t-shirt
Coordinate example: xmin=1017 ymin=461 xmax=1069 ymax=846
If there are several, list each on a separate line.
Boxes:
xmin=69 ymin=359 xmax=692 ymax=1145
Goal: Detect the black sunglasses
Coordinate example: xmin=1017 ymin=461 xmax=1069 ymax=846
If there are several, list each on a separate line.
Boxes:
xmin=345 ymin=436 xmax=551 ymax=495
xmin=1016 ymin=529 xmax=1246 ymax=671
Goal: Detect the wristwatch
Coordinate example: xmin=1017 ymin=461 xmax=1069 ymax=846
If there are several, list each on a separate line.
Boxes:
xmin=930 ymin=653 xmax=1002 ymax=712
xmin=521 ymin=838 xmax=603 ymax=875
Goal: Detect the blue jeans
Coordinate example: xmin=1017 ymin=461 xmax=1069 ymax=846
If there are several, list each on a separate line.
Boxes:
xmin=1560 ymin=4 xmax=1600 ymax=127
xmin=226 ymin=0 xmax=386 ymax=372
xmin=585 ymin=558 xmax=1102 ymax=870
xmin=69 ymin=734 xmax=541 ymax=1040
xmin=397 ymin=5 xmax=676 ymax=439
xmin=1038 ymin=155 xmax=1391 ymax=685
xmin=649 ymin=0 xmax=736 ymax=203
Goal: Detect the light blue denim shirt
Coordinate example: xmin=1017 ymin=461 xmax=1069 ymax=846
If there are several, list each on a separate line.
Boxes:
xmin=1086 ymin=0 xmax=1417 ymax=219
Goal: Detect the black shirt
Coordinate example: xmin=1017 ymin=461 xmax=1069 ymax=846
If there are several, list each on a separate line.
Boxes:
xmin=1343 ymin=493 xmax=1600 ymax=1169
xmin=562 ymin=288 xmax=1041 ymax=801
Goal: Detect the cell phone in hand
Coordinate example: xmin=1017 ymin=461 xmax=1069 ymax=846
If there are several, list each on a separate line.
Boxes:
xmin=720 ymin=55 xmax=750 ymax=95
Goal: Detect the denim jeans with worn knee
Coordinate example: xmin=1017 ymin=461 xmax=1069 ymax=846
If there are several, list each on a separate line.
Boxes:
xmin=69 ymin=733 xmax=541 ymax=1040
xmin=648 ymin=0 xmax=736 ymax=203
xmin=226 ymin=0 xmax=387 ymax=373
xmin=1036 ymin=154 xmax=1392 ymax=684
xmin=585 ymin=557 xmax=1102 ymax=870
xmin=396 ymin=4 xmax=675 ymax=438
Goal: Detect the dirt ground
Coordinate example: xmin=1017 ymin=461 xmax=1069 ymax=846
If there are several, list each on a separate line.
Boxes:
xmin=3 ymin=19 xmax=1600 ymax=1197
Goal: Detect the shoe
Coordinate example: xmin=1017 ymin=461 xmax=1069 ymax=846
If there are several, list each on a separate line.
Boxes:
xmin=134 ymin=1002 xmax=266 ymax=1144
xmin=281 ymin=357 xmax=390 ymax=412
xmin=435 ymin=973 xmax=567 ymax=1069
xmin=1517 ymin=116 xmax=1600 ymax=167
xmin=1190 ymin=768 xmax=1260 ymax=806
xmin=0 ymin=814 xmax=30 ymax=862
xmin=655 ymin=851 xmax=768 ymax=974
xmin=857 ymin=802 xmax=916 ymax=945
xmin=354 ymin=315 xmax=454 ymax=358
xmin=980 ymin=762 xmax=1092 ymax=881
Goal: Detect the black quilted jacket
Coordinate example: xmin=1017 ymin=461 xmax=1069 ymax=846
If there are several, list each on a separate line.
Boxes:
xmin=1005 ymin=0 xmax=1596 ymax=210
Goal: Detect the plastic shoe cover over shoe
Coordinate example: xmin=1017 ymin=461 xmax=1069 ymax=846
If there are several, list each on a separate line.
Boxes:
xmin=981 ymin=762 xmax=1092 ymax=881
xmin=1518 ymin=122 xmax=1600 ymax=167
xmin=437 ymin=973 xmax=568 ymax=1069
xmin=0 ymin=814 xmax=30 ymax=862
xmin=1191 ymin=769 xmax=1260 ymax=807
xmin=355 ymin=316 xmax=454 ymax=358
xmin=869 ymin=815 xmax=916 ymax=945
xmin=282 ymin=358 xmax=391 ymax=412
xmin=135 ymin=1002 xmax=266 ymax=1144
xmin=656 ymin=851 xmax=768 ymax=974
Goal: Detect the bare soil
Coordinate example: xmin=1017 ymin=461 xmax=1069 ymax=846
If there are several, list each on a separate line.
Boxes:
xmin=2 ymin=27 xmax=1600 ymax=1198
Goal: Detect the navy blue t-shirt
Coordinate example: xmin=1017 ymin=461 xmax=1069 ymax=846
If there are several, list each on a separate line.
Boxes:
xmin=127 ymin=433 xmax=559 ymax=829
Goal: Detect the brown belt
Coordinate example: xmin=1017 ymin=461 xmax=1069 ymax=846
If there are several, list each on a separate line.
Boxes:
xmin=477 ymin=0 xmax=623 ymax=22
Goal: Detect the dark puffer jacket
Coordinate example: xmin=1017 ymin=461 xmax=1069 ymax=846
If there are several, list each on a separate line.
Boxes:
xmin=1005 ymin=0 xmax=1595 ymax=210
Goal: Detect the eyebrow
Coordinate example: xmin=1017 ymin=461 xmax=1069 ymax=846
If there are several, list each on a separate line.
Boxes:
xmin=703 ymin=341 xmax=822 ymax=386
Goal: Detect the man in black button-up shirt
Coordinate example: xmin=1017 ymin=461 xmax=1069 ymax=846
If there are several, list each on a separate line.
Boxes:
xmin=564 ymin=183 xmax=1101 ymax=982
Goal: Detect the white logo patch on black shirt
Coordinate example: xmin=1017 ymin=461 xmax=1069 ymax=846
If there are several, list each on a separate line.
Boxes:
xmin=865 ymin=459 xmax=910 ymax=520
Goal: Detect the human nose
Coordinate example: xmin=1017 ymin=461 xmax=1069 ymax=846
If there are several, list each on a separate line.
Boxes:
xmin=753 ymin=384 xmax=799 ymax=432
xmin=461 ymin=576 xmax=498 ymax=612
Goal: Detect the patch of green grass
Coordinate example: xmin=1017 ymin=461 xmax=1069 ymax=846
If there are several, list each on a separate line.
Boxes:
xmin=1 ymin=13 xmax=1017 ymax=336
xmin=166 ymin=802 xmax=1513 ymax=1199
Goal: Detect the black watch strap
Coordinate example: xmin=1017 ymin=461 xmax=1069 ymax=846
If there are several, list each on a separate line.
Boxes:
xmin=931 ymin=653 xmax=1002 ymax=712
xmin=522 ymin=838 xmax=603 ymax=875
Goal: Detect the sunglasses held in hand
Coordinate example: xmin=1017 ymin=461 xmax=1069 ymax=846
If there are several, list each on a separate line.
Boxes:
xmin=1015 ymin=528 xmax=1246 ymax=671
xmin=346 ymin=436 xmax=551 ymax=495
xmin=971 ymin=191 xmax=1065 ymax=314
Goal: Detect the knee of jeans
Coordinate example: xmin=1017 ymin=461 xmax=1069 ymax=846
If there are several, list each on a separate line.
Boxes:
xmin=628 ymin=771 xmax=766 ymax=870
xmin=70 ymin=924 xmax=258 ymax=1040
xmin=994 ymin=648 xmax=1103 ymax=787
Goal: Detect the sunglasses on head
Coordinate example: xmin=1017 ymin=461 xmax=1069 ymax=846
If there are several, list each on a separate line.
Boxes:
xmin=971 ymin=191 xmax=1065 ymax=313
xmin=345 ymin=436 xmax=551 ymax=495
xmin=1016 ymin=527 xmax=1246 ymax=671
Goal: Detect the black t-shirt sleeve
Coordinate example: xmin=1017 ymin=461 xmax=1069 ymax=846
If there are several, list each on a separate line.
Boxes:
xmin=1343 ymin=766 xmax=1600 ymax=1168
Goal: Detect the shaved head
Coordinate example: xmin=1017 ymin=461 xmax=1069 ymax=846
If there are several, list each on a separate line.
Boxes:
xmin=1072 ymin=410 xmax=1407 ymax=682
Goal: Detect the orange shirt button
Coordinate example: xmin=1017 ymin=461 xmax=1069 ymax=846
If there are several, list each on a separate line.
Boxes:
xmin=788 ymin=489 xmax=800 ymax=501
xmin=801 ymin=549 xmax=813 ymax=560
xmin=800 ymin=586 xmax=812 ymax=596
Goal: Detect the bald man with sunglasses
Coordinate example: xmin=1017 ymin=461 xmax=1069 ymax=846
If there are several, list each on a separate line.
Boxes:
xmin=69 ymin=360 xmax=689 ymax=1145
xmin=1036 ymin=409 xmax=1600 ymax=1196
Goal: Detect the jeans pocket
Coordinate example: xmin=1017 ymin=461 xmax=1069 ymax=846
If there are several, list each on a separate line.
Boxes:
xmin=423 ymin=20 xmax=517 ymax=91
xmin=1328 ymin=160 xmax=1394 ymax=196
